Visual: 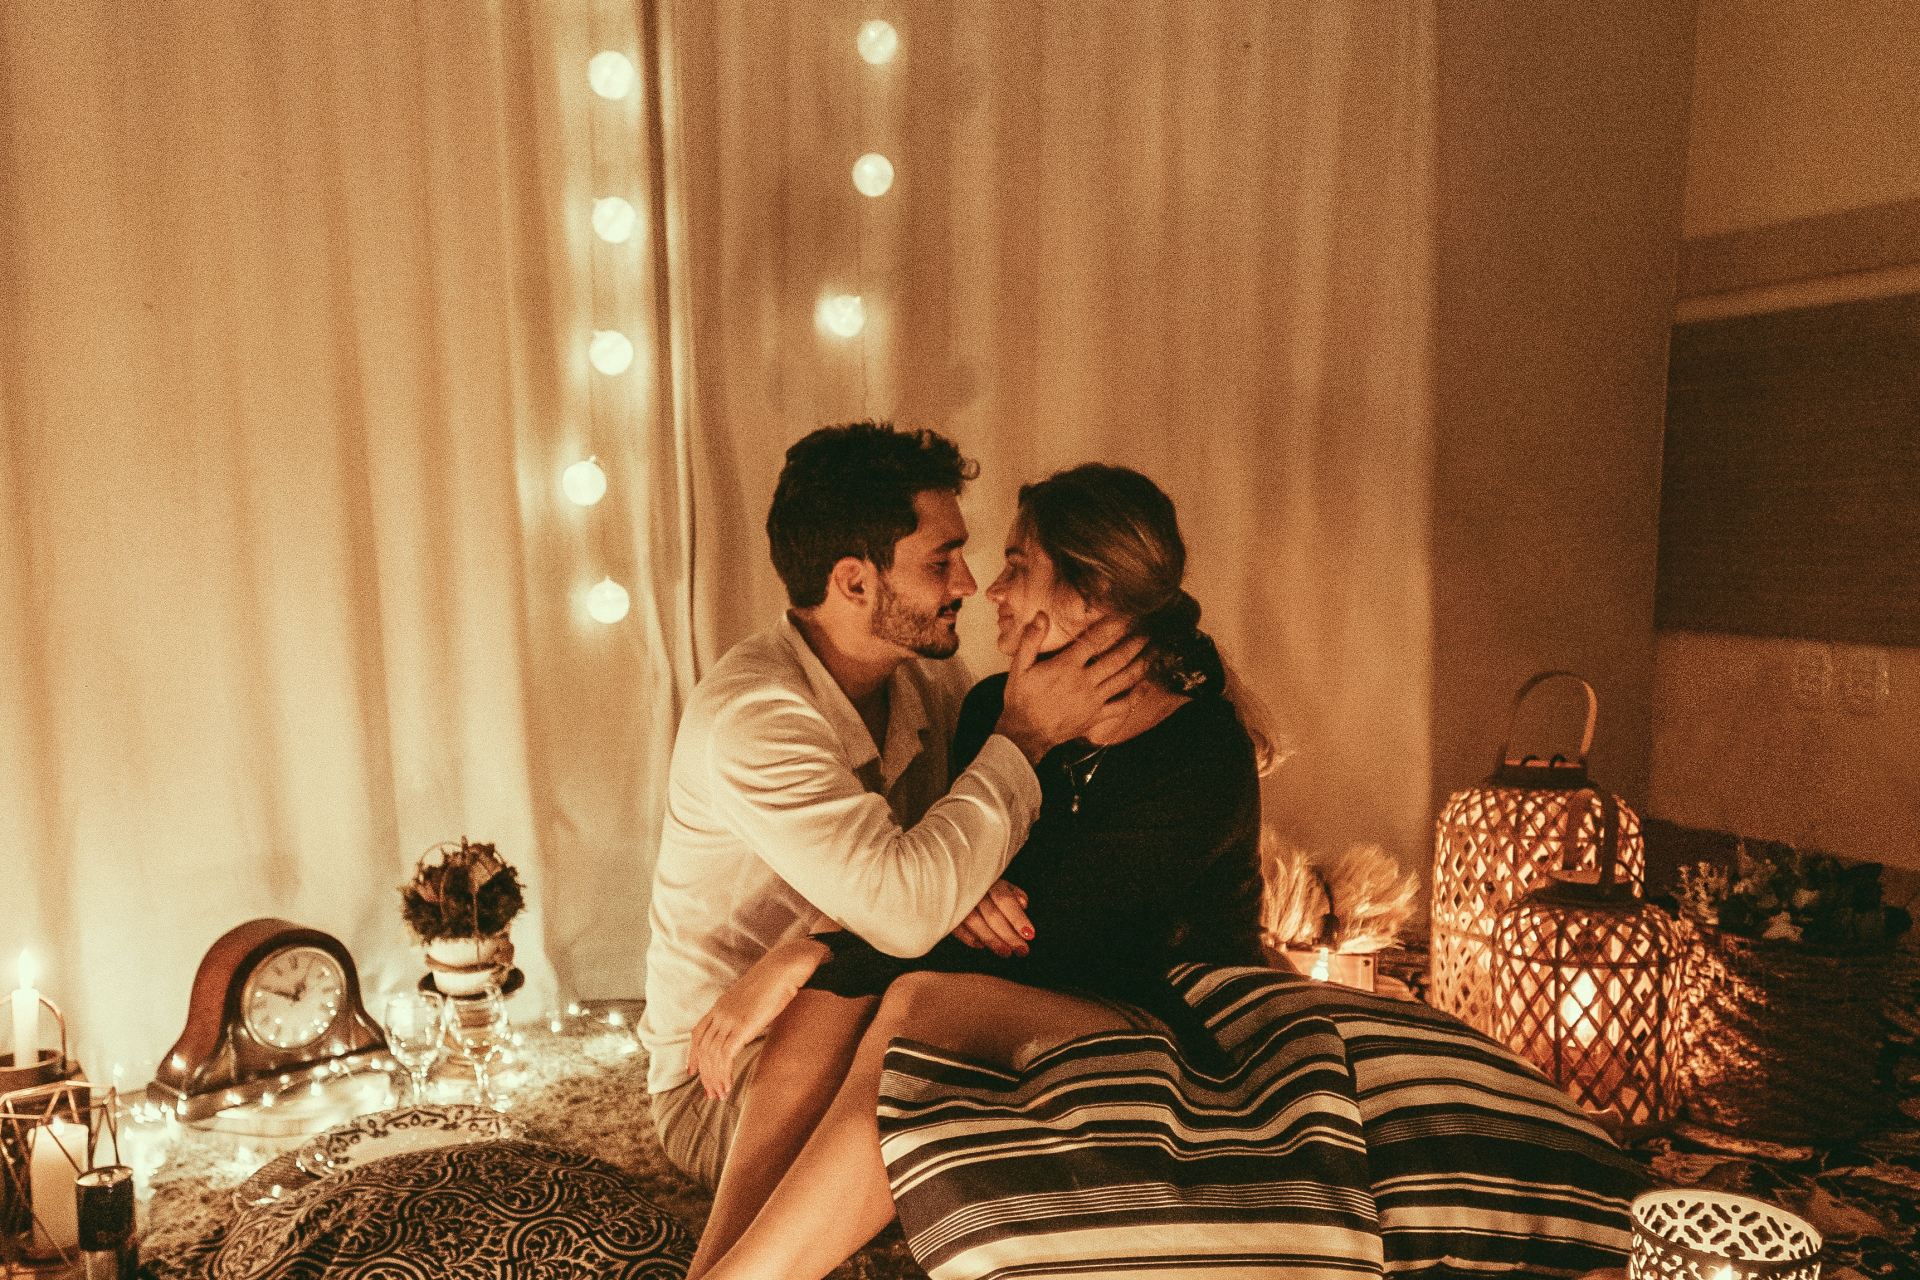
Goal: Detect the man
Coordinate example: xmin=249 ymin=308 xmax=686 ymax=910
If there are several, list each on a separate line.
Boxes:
xmin=640 ymin=421 xmax=1142 ymax=1188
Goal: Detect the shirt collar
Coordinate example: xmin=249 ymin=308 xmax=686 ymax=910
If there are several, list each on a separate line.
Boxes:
xmin=777 ymin=613 xmax=933 ymax=789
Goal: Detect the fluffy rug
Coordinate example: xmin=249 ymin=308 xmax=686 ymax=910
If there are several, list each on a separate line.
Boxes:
xmin=142 ymin=1005 xmax=919 ymax=1279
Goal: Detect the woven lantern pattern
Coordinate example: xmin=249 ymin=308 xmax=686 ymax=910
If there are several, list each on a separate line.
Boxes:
xmin=1431 ymin=672 xmax=1645 ymax=1033
xmin=1629 ymin=1188 xmax=1822 ymax=1280
xmin=1490 ymin=869 xmax=1680 ymax=1127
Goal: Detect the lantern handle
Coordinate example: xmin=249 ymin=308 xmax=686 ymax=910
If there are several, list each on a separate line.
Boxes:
xmin=1495 ymin=671 xmax=1598 ymax=771
xmin=1554 ymin=785 xmax=1623 ymax=890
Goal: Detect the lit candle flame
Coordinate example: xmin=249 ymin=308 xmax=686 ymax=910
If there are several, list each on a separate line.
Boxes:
xmin=1309 ymin=948 xmax=1332 ymax=982
xmin=1559 ymin=971 xmax=1600 ymax=1048
xmin=1709 ymin=1267 xmax=1736 ymax=1280
xmin=16 ymin=950 xmax=35 ymax=991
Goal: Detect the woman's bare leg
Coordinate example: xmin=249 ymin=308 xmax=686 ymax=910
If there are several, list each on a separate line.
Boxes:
xmin=701 ymin=973 xmax=1134 ymax=1280
xmin=686 ymin=990 xmax=880 ymax=1280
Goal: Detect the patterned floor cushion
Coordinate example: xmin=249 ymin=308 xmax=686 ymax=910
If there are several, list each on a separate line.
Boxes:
xmin=879 ymin=964 xmax=1648 ymax=1280
xmin=209 ymin=1139 xmax=694 ymax=1279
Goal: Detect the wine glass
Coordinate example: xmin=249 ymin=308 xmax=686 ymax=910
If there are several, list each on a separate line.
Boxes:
xmin=450 ymin=985 xmax=511 ymax=1108
xmin=383 ymin=990 xmax=447 ymax=1105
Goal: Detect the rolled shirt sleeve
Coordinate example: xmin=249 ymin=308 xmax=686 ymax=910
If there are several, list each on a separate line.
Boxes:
xmin=707 ymin=689 xmax=1042 ymax=957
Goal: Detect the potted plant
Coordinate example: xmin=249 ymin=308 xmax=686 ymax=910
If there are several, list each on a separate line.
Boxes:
xmin=400 ymin=839 xmax=526 ymax=997
xmin=1674 ymin=840 xmax=1913 ymax=1142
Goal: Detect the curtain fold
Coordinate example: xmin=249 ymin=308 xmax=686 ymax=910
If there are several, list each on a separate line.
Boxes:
xmin=0 ymin=0 xmax=695 ymax=1074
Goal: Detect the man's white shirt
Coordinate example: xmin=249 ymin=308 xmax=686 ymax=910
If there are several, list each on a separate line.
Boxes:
xmin=639 ymin=614 xmax=1043 ymax=1093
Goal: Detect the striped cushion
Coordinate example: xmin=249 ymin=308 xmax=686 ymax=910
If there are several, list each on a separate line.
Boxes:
xmin=878 ymin=965 xmax=1646 ymax=1280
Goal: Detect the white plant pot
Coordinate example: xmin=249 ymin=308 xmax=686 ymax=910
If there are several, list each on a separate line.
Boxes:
xmin=424 ymin=933 xmax=511 ymax=997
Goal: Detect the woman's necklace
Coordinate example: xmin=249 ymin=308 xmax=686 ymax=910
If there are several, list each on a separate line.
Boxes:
xmin=1067 ymin=742 xmax=1109 ymax=815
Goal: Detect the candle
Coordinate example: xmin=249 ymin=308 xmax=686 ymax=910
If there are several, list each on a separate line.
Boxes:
xmin=1309 ymin=947 xmax=1332 ymax=982
xmin=28 ymin=1118 xmax=88 ymax=1257
xmin=1559 ymin=970 xmax=1600 ymax=1048
xmin=12 ymin=949 xmax=40 ymax=1067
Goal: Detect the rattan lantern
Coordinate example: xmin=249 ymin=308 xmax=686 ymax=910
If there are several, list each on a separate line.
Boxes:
xmin=1490 ymin=792 xmax=1680 ymax=1129
xmin=1432 ymin=672 xmax=1646 ymax=1033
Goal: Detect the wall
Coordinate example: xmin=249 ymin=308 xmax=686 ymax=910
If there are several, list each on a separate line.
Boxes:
xmin=1651 ymin=0 xmax=1920 ymax=870
xmin=1681 ymin=0 xmax=1920 ymax=240
xmin=1429 ymin=2 xmax=1698 ymax=825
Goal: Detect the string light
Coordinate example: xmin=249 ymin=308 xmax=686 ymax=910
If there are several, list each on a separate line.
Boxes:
xmin=816 ymin=294 xmax=866 ymax=338
xmin=588 ymin=51 xmax=636 ymax=99
xmin=588 ymin=329 xmax=635 ymax=375
xmin=856 ymin=19 xmax=899 ymax=65
xmin=851 ymin=153 xmax=894 ymax=197
xmin=563 ymin=458 xmax=608 ymax=506
xmin=591 ymin=196 xmax=637 ymax=244
xmin=587 ymin=577 xmax=631 ymax=624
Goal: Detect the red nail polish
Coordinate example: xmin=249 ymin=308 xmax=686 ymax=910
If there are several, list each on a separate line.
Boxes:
xmin=1021 ymin=927 xmax=1034 ymax=939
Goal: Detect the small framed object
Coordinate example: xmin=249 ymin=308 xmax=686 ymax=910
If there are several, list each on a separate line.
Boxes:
xmin=1276 ymin=946 xmax=1376 ymax=993
xmin=149 ymin=920 xmax=386 ymax=1122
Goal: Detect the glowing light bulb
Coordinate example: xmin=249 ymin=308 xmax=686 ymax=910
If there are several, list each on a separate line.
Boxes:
xmin=1559 ymin=971 xmax=1600 ymax=1048
xmin=563 ymin=457 xmax=608 ymax=506
xmin=592 ymin=196 xmax=637 ymax=244
xmin=816 ymin=294 xmax=865 ymax=338
xmin=589 ymin=329 xmax=635 ymax=375
xmin=587 ymin=577 xmax=630 ymax=624
xmin=588 ymin=51 xmax=636 ymax=100
xmin=1309 ymin=947 xmax=1332 ymax=982
xmin=856 ymin=19 xmax=899 ymax=65
xmin=851 ymin=153 xmax=894 ymax=197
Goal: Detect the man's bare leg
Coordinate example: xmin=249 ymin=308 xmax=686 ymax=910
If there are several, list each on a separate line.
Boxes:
xmin=701 ymin=972 xmax=1134 ymax=1280
xmin=687 ymin=990 xmax=879 ymax=1280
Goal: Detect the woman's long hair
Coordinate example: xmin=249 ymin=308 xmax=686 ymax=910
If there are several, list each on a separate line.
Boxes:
xmin=1015 ymin=464 xmax=1225 ymax=698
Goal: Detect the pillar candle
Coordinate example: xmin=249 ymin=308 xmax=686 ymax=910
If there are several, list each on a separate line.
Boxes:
xmin=28 ymin=1119 xmax=87 ymax=1258
xmin=11 ymin=950 xmax=39 ymax=1067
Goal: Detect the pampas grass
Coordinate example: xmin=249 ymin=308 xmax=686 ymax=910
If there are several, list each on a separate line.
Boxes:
xmin=1261 ymin=833 xmax=1420 ymax=953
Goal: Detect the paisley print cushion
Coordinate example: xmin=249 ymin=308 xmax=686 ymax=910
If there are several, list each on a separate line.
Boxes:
xmin=209 ymin=1140 xmax=694 ymax=1279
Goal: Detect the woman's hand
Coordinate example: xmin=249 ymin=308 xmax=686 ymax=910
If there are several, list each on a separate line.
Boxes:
xmin=952 ymin=880 xmax=1033 ymax=958
xmin=690 ymin=935 xmax=830 ymax=1099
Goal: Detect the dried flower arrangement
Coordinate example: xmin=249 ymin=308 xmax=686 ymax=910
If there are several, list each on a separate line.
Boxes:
xmin=1261 ymin=832 xmax=1420 ymax=953
xmin=400 ymin=837 xmax=527 ymax=943
xmin=1675 ymin=841 xmax=1911 ymax=949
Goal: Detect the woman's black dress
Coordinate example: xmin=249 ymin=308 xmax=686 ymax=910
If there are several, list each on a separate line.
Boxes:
xmin=807 ymin=673 xmax=1265 ymax=1060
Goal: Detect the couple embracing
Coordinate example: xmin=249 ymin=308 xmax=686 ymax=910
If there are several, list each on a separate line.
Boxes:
xmin=639 ymin=421 xmax=1265 ymax=1279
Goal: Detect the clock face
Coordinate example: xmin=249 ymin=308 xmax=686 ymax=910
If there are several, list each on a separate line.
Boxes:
xmin=242 ymin=945 xmax=347 ymax=1051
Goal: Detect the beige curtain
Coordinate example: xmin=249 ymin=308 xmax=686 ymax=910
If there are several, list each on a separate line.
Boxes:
xmin=677 ymin=3 xmax=1436 ymax=872
xmin=1 ymin=0 xmax=1433 ymax=1075
xmin=0 ymin=0 xmax=695 ymax=1074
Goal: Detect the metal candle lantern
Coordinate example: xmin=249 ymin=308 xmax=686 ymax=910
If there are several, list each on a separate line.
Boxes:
xmin=1431 ymin=672 xmax=1646 ymax=1034
xmin=1490 ymin=789 xmax=1680 ymax=1129
xmin=0 ymin=1080 xmax=121 ymax=1271
xmin=1629 ymin=1189 xmax=1821 ymax=1280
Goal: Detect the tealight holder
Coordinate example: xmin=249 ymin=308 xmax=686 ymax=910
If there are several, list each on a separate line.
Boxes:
xmin=0 ymin=1081 xmax=121 ymax=1272
xmin=1629 ymin=1189 xmax=1822 ymax=1280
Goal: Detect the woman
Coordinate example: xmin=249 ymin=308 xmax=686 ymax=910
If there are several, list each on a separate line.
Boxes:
xmin=685 ymin=464 xmax=1264 ymax=1280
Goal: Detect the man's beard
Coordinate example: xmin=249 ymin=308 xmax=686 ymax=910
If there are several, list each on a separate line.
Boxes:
xmin=872 ymin=574 xmax=961 ymax=659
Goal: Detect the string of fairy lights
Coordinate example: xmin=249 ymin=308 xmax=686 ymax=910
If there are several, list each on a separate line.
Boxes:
xmin=564 ymin=20 xmax=902 ymax=629
xmin=573 ymin=46 xmax=640 ymax=625
xmin=816 ymin=19 xmax=900 ymax=347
